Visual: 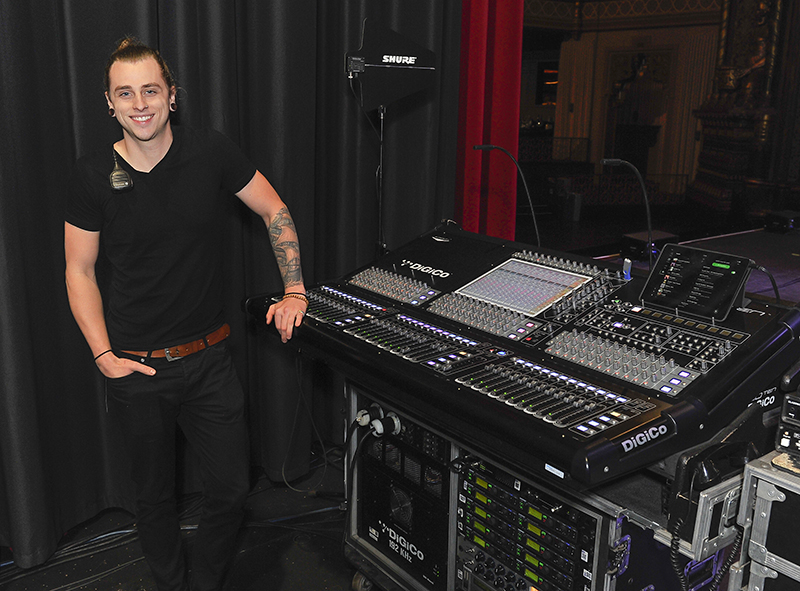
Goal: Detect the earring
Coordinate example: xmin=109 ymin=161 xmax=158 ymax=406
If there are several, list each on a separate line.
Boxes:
xmin=108 ymin=107 xmax=115 ymax=117
xmin=169 ymin=102 xmax=177 ymax=112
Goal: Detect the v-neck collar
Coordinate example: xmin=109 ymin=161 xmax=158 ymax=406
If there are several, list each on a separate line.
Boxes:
xmin=115 ymin=126 xmax=182 ymax=175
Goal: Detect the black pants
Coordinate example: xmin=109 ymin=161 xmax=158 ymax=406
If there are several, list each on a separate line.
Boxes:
xmin=107 ymin=340 xmax=250 ymax=591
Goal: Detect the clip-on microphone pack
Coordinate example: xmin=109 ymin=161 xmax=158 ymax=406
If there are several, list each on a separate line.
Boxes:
xmin=109 ymin=149 xmax=134 ymax=192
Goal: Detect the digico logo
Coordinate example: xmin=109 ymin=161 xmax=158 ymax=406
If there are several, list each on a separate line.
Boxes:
xmin=621 ymin=425 xmax=669 ymax=453
xmin=383 ymin=55 xmax=418 ymax=65
xmin=400 ymin=260 xmax=450 ymax=277
xmin=384 ymin=525 xmax=425 ymax=562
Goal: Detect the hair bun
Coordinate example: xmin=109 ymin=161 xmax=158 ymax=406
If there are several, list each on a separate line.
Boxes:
xmin=116 ymin=36 xmax=140 ymax=51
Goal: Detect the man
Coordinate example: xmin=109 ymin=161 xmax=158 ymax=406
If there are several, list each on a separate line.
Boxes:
xmin=64 ymin=37 xmax=307 ymax=591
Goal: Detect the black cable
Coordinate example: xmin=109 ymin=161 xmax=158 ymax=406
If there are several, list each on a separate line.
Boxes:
xmin=0 ymin=530 xmax=139 ymax=587
xmin=348 ymin=74 xmax=386 ymax=255
xmin=669 ymin=517 xmax=689 ymax=591
xmin=0 ymin=433 xmax=334 ymax=587
xmin=279 ymin=348 xmax=331 ymax=493
xmin=601 ymin=158 xmax=654 ymax=271
xmin=342 ymin=429 xmax=376 ymax=552
xmin=343 ymin=418 xmax=361 ymax=459
xmin=0 ymin=489 xmax=209 ymax=585
xmin=747 ymin=276 xmax=800 ymax=296
xmin=345 ymin=429 xmax=374 ymax=503
xmin=42 ymin=557 xmax=145 ymax=591
xmin=348 ymin=77 xmax=380 ymax=140
xmin=309 ymin=440 xmax=346 ymax=472
xmin=709 ymin=525 xmax=744 ymax=591
xmin=474 ymin=145 xmax=541 ymax=247
xmin=5 ymin=505 xmax=348 ymax=591
xmin=754 ymin=264 xmax=781 ymax=305
xmin=244 ymin=507 xmax=345 ymax=543
xmin=669 ymin=468 xmax=700 ymax=591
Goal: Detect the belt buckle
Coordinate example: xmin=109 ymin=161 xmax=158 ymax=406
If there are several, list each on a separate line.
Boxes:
xmin=164 ymin=348 xmax=182 ymax=362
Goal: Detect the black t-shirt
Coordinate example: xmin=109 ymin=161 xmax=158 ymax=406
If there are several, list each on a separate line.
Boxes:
xmin=66 ymin=126 xmax=256 ymax=349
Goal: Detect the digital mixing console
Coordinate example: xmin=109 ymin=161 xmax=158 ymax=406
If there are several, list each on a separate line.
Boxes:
xmin=246 ymin=223 xmax=800 ymax=488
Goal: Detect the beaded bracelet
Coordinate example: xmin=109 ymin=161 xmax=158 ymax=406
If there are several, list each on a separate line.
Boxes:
xmin=282 ymin=293 xmax=309 ymax=305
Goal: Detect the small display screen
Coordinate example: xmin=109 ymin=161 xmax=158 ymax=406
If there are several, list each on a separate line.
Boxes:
xmin=640 ymin=244 xmax=753 ymax=321
xmin=458 ymin=259 xmax=591 ymax=316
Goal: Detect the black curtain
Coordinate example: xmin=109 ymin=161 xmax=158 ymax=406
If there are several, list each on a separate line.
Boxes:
xmin=0 ymin=0 xmax=460 ymax=569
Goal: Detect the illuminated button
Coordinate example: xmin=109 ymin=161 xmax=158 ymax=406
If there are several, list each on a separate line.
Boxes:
xmin=669 ymin=378 xmax=682 ymax=386
xmin=660 ymin=385 xmax=673 ymax=394
xmin=616 ymin=397 xmax=628 ymax=404
xmin=678 ymin=371 xmax=691 ymax=378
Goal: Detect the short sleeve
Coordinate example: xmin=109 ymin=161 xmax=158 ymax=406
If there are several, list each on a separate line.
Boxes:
xmin=210 ymin=129 xmax=257 ymax=195
xmin=65 ymin=157 xmax=104 ymax=231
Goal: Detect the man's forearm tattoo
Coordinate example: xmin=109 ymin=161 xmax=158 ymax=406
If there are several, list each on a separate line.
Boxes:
xmin=269 ymin=207 xmax=304 ymax=287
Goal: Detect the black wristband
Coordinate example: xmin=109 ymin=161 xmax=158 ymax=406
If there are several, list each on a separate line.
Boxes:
xmin=94 ymin=349 xmax=113 ymax=362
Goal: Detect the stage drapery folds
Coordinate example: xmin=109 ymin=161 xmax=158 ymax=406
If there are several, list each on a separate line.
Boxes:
xmin=455 ymin=0 xmax=524 ymax=240
xmin=0 ymin=0 xmax=460 ymax=569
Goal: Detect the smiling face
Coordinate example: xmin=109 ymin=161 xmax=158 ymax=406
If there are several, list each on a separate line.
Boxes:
xmin=106 ymin=56 xmax=176 ymax=147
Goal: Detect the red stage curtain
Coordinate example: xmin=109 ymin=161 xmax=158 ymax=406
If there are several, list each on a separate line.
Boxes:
xmin=455 ymin=0 xmax=523 ymax=240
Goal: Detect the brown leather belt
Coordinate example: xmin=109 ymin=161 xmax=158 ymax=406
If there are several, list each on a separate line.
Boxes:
xmin=122 ymin=324 xmax=230 ymax=362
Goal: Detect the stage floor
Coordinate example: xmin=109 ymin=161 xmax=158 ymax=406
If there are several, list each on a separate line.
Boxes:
xmin=684 ymin=228 xmax=799 ymax=305
xmin=0 ymin=453 xmax=354 ymax=591
xmin=518 ymin=203 xmax=799 ymax=305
